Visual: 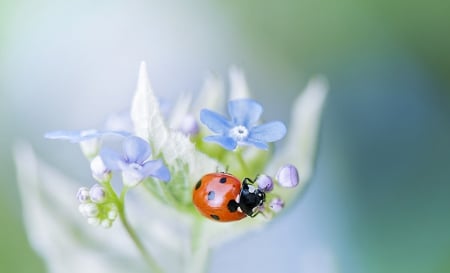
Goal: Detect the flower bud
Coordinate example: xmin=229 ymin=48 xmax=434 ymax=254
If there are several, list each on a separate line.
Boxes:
xmin=256 ymin=174 xmax=274 ymax=192
xmin=87 ymin=217 xmax=100 ymax=226
xmin=269 ymin=198 xmax=284 ymax=213
xmin=90 ymin=155 xmax=111 ymax=183
xmin=107 ymin=209 xmax=118 ymax=220
xmin=81 ymin=203 xmax=99 ymax=217
xmin=101 ymin=219 xmax=112 ymax=228
xmin=276 ymin=164 xmax=299 ymax=188
xmin=178 ymin=114 xmax=199 ymax=135
xmin=76 ymin=187 xmax=90 ymax=203
xmin=89 ymin=184 xmax=107 ymax=203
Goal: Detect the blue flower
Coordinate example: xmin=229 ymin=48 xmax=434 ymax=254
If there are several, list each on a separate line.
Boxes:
xmin=200 ymin=99 xmax=287 ymax=150
xmin=100 ymin=136 xmax=171 ymax=186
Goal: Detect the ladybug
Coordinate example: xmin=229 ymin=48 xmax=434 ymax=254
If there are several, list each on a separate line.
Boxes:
xmin=192 ymin=173 xmax=265 ymax=222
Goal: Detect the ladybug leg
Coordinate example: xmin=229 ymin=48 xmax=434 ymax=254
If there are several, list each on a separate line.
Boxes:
xmin=242 ymin=177 xmax=255 ymax=186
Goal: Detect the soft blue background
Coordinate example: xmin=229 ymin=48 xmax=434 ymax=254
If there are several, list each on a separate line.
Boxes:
xmin=1 ymin=1 xmax=449 ymax=272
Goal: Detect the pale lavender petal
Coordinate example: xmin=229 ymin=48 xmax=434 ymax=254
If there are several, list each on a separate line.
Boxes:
xmin=122 ymin=136 xmax=151 ymax=164
xmin=178 ymin=114 xmax=199 ymax=135
xmin=200 ymin=109 xmax=232 ymax=134
xmin=203 ymin=135 xmax=237 ymax=150
xmin=141 ymin=159 xmax=171 ymax=182
xmin=269 ymin=198 xmax=284 ymax=213
xmin=99 ymin=148 xmax=123 ymax=170
xmin=248 ymin=121 xmax=286 ymax=143
xmin=276 ymin=164 xmax=299 ymax=188
xmin=228 ymin=99 xmax=262 ymax=127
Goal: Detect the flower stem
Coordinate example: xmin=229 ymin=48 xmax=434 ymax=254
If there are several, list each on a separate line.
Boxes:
xmin=105 ymin=183 xmax=164 ymax=273
xmin=235 ymin=148 xmax=249 ymax=175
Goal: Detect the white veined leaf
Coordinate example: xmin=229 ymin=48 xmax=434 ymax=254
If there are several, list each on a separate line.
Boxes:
xmin=267 ymin=76 xmax=328 ymax=203
xmin=130 ymin=62 xmax=219 ymax=204
xmin=13 ymin=142 xmax=148 ymax=273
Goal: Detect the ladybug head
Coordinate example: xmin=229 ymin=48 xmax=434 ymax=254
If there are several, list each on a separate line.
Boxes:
xmin=239 ymin=179 xmax=266 ymax=217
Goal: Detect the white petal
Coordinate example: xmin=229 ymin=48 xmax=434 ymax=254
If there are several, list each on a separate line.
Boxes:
xmin=267 ymin=76 xmax=328 ymax=202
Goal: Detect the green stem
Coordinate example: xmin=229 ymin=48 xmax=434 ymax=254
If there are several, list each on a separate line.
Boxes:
xmin=235 ymin=148 xmax=249 ymax=175
xmin=104 ymin=183 xmax=164 ymax=273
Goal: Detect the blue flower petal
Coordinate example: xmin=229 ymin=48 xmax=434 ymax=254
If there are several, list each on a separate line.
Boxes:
xmin=228 ymin=99 xmax=262 ymax=127
xmin=248 ymin=121 xmax=286 ymax=143
xmin=242 ymin=138 xmax=269 ymax=150
xmin=141 ymin=159 xmax=171 ymax=182
xmin=122 ymin=136 xmax=151 ymax=164
xmin=200 ymin=109 xmax=232 ymax=134
xmin=204 ymin=135 xmax=237 ymax=150
xmin=99 ymin=148 xmax=123 ymax=170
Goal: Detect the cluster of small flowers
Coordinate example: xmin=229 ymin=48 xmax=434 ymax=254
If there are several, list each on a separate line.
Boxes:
xmin=76 ymin=184 xmax=118 ymax=228
xmin=46 ymin=67 xmax=302 ymax=226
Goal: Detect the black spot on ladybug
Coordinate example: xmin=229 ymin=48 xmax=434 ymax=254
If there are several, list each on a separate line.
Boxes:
xmin=195 ymin=180 xmax=202 ymax=190
xmin=219 ymin=177 xmax=227 ymax=183
xmin=227 ymin=200 xmax=239 ymax=212
xmin=210 ymin=214 xmax=220 ymax=221
xmin=207 ymin=191 xmax=215 ymax=200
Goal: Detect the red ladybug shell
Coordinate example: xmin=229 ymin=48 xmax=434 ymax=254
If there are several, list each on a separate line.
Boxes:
xmin=193 ymin=173 xmax=246 ymax=222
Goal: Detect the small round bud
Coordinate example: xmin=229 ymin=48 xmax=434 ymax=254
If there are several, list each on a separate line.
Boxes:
xmin=87 ymin=217 xmax=100 ymax=226
xmin=90 ymin=155 xmax=111 ymax=182
xmin=256 ymin=174 xmax=274 ymax=192
xmin=76 ymin=187 xmax=90 ymax=203
xmin=276 ymin=164 xmax=299 ymax=188
xmin=101 ymin=219 xmax=112 ymax=228
xmin=89 ymin=184 xmax=107 ymax=203
xmin=81 ymin=203 xmax=99 ymax=217
xmin=269 ymin=198 xmax=284 ymax=213
xmin=179 ymin=114 xmax=199 ymax=135
xmin=78 ymin=204 xmax=88 ymax=217
xmin=107 ymin=209 xmax=118 ymax=220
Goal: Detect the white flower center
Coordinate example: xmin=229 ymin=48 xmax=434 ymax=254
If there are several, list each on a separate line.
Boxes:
xmin=122 ymin=163 xmax=145 ymax=187
xmin=229 ymin=125 xmax=249 ymax=141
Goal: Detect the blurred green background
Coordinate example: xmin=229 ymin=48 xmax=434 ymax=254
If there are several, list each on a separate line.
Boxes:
xmin=1 ymin=1 xmax=449 ymax=272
